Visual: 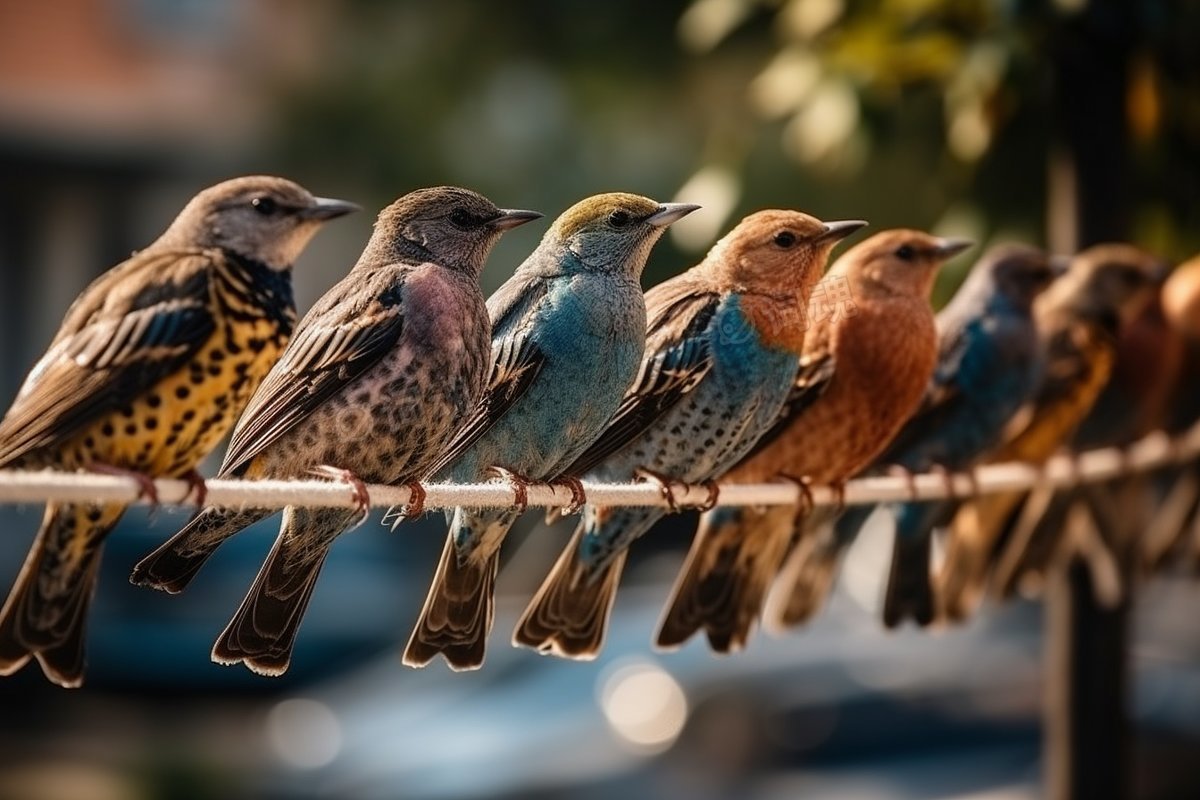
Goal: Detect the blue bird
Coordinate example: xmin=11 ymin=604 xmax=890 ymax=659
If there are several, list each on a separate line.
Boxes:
xmin=770 ymin=245 xmax=1063 ymax=628
xmin=402 ymin=194 xmax=698 ymax=670
xmin=513 ymin=210 xmax=867 ymax=659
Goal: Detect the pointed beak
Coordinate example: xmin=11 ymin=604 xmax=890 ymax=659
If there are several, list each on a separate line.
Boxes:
xmin=490 ymin=208 xmax=543 ymax=231
xmin=816 ymin=219 xmax=868 ymax=244
xmin=300 ymin=197 xmax=361 ymax=221
xmin=646 ymin=202 xmax=702 ymax=228
xmin=934 ymin=237 xmax=973 ymax=259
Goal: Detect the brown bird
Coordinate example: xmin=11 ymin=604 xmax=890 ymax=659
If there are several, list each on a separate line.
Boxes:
xmin=0 ymin=176 xmax=356 ymax=687
xmin=513 ymin=210 xmax=866 ymax=660
xmin=938 ymin=243 xmax=1163 ymax=616
xmin=655 ymin=230 xmax=965 ymax=652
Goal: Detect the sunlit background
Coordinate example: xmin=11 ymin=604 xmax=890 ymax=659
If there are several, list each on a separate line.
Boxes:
xmin=1 ymin=1 xmax=1200 ymax=798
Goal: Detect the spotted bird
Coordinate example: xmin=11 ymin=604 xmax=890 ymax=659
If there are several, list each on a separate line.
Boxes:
xmin=0 ymin=176 xmax=356 ymax=687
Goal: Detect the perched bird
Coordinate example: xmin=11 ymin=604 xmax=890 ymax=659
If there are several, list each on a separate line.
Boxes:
xmin=938 ymin=243 xmax=1163 ymax=615
xmin=402 ymin=194 xmax=698 ymax=671
xmin=513 ymin=210 xmax=867 ymax=660
xmin=131 ymin=188 xmax=539 ymax=677
xmin=655 ymin=230 xmax=968 ymax=652
xmin=769 ymin=245 xmax=1060 ymax=628
xmin=0 ymin=176 xmax=356 ymax=687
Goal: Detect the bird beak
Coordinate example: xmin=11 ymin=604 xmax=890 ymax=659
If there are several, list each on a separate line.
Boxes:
xmin=934 ymin=237 xmax=973 ymax=259
xmin=299 ymin=197 xmax=361 ymax=221
xmin=815 ymin=219 xmax=869 ymax=244
xmin=490 ymin=209 xmax=544 ymax=230
xmin=645 ymin=203 xmax=702 ymax=228
xmin=1048 ymin=254 xmax=1072 ymax=278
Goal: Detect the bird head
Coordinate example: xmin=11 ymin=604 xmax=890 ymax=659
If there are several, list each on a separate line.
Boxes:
xmin=703 ymin=210 xmax=867 ymax=293
xmin=365 ymin=186 xmax=541 ymax=276
xmin=974 ymin=244 xmax=1066 ymax=312
xmin=545 ymin=193 xmax=698 ymax=277
xmin=831 ymin=229 xmax=971 ymax=300
xmin=1048 ymin=243 xmax=1166 ymax=330
xmin=161 ymin=176 xmax=359 ymax=270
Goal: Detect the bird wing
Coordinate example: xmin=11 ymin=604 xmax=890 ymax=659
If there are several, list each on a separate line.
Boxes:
xmin=562 ymin=277 xmax=719 ymax=477
xmin=995 ymin=318 xmax=1115 ymax=462
xmin=876 ymin=317 xmax=979 ymax=463
xmin=733 ymin=326 xmax=836 ymax=467
xmin=426 ymin=276 xmax=551 ymax=474
xmin=0 ymin=249 xmax=218 ymax=467
xmin=218 ymin=266 xmax=410 ymax=476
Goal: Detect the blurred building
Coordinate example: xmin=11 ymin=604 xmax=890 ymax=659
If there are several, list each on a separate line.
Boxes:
xmin=0 ymin=0 xmax=331 ymax=400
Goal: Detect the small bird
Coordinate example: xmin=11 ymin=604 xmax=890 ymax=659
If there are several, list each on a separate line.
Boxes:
xmin=513 ymin=210 xmax=867 ymax=659
xmin=402 ymin=194 xmax=698 ymax=671
xmin=0 ymin=176 xmax=356 ymax=687
xmin=131 ymin=187 xmax=539 ymax=677
xmin=769 ymin=245 xmax=1061 ymax=628
xmin=655 ymin=230 xmax=968 ymax=652
xmin=938 ymin=243 xmax=1163 ymax=615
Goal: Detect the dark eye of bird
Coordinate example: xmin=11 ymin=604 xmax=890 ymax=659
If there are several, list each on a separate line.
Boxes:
xmin=895 ymin=244 xmax=916 ymax=261
xmin=449 ymin=208 xmax=475 ymax=228
xmin=608 ymin=210 xmax=632 ymax=227
xmin=251 ymin=196 xmax=278 ymax=215
xmin=774 ymin=231 xmax=796 ymax=248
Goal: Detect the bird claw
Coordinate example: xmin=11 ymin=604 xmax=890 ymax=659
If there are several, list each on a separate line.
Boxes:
xmin=488 ymin=466 xmax=532 ymax=514
xmin=777 ymin=473 xmax=815 ymax=516
xmin=930 ymin=464 xmax=957 ymax=499
xmin=634 ymin=467 xmax=680 ymax=512
xmin=181 ymin=469 xmax=208 ymax=507
xmin=551 ymin=476 xmax=587 ymax=515
xmin=309 ymin=465 xmax=371 ymax=525
xmin=88 ymin=462 xmax=159 ymax=513
xmin=697 ymin=479 xmax=720 ymax=511
xmin=887 ymin=464 xmax=919 ymax=501
xmin=403 ymin=480 xmax=426 ymax=519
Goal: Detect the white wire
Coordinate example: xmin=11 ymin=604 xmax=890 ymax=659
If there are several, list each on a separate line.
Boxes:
xmin=0 ymin=424 xmax=1194 ymax=513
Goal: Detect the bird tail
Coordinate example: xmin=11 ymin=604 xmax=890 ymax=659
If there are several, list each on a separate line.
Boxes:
xmin=512 ymin=526 xmax=626 ymax=660
xmin=403 ymin=534 xmax=501 ymax=671
xmin=882 ymin=502 xmax=952 ymax=628
xmin=0 ymin=503 xmax=123 ymax=688
xmin=938 ymin=493 xmax=1020 ymax=620
xmin=211 ymin=507 xmax=352 ymax=677
xmin=767 ymin=504 xmax=870 ymax=630
xmin=130 ymin=507 xmax=273 ymax=593
xmin=656 ymin=505 xmax=793 ymax=654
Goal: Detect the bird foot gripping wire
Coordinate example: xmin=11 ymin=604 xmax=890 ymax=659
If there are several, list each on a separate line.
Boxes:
xmin=87 ymin=462 xmax=160 ymax=515
xmin=381 ymin=481 xmax=427 ymax=530
xmin=308 ymin=465 xmax=371 ymax=527
xmin=777 ymin=473 xmax=816 ymax=516
xmin=488 ymin=466 xmax=533 ymax=513
xmin=630 ymin=468 xmax=718 ymax=512
xmin=181 ymin=469 xmax=208 ymax=507
xmin=887 ymin=464 xmax=921 ymax=502
xmin=550 ymin=475 xmax=587 ymax=516
xmin=633 ymin=467 xmax=682 ymax=512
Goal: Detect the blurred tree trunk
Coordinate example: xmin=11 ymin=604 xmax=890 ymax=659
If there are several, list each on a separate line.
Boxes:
xmin=1046 ymin=3 xmax=1137 ymax=799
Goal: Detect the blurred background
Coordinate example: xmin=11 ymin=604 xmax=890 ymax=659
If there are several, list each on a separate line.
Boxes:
xmin=2 ymin=0 xmax=1200 ymax=798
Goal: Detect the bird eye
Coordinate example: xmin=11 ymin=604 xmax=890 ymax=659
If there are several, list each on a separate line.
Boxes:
xmin=608 ymin=210 xmax=632 ymax=228
xmin=774 ymin=231 xmax=796 ymax=248
xmin=895 ymin=244 xmax=916 ymax=261
xmin=251 ymin=196 xmax=278 ymax=215
xmin=449 ymin=208 xmax=475 ymax=228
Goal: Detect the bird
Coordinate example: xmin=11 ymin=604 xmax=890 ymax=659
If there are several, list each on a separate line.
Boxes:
xmin=0 ymin=175 xmax=356 ymax=687
xmin=768 ymin=244 xmax=1062 ymax=628
xmin=655 ymin=230 xmax=969 ymax=653
xmin=401 ymin=194 xmax=698 ymax=671
xmin=938 ymin=243 xmax=1163 ymax=616
xmin=130 ymin=187 xmax=540 ymax=677
xmin=512 ymin=210 xmax=867 ymax=660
